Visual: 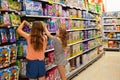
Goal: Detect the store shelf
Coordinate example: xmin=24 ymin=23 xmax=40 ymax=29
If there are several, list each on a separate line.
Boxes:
xmin=22 ymin=14 xmax=98 ymax=21
xmin=0 ymin=10 xmax=20 ymax=14
xmin=46 ymin=64 xmax=56 ymax=71
xmin=67 ymin=45 xmax=102 ymax=61
xmin=45 ymin=48 xmax=54 ymax=53
xmin=103 ymin=17 xmax=120 ymax=19
xmin=103 ymin=24 xmax=120 ymax=26
xmin=104 ymin=48 xmax=119 ymax=50
xmin=67 ymin=28 xmax=97 ymax=31
xmin=104 ymin=38 xmax=120 ymax=40
xmin=67 ymin=53 xmax=103 ymax=79
xmin=104 ymin=30 xmax=120 ymax=32
xmin=68 ymin=36 xmax=102 ymax=46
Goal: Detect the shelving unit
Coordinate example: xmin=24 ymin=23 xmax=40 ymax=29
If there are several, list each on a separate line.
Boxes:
xmin=0 ymin=0 xmax=103 ymax=80
xmin=103 ymin=12 xmax=120 ymax=51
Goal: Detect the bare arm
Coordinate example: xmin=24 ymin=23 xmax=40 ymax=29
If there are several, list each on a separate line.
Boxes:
xmin=16 ymin=20 xmax=30 ymax=39
xmin=42 ymin=22 xmax=54 ymax=39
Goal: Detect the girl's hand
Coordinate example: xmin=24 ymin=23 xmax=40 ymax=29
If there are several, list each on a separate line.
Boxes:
xmin=23 ymin=20 xmax=30 ymax=26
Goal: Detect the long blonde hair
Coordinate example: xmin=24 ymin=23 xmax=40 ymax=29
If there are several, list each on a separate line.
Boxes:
xmin=30 ymin=21 xmax=44 ymax=51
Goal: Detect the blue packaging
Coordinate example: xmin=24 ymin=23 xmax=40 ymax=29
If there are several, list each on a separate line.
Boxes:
xmin=0 ymin=29 xmax=8 ymax=44
xmin=0 ymin=69 xmax=9 ymax=80
xmin=9 ymin=28 xmax=16 ymax=43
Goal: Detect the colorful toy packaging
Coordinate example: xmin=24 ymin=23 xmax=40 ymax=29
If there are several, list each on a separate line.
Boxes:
xmin=47 ymin=38 xmax=53 ymax=50
xmin=0 ymin=68 xmax=9 ymax=80
xmin=17 ymin=40 xmax=27 ymax=57
xmin=0 ymin=46 xmax=10 ymax=68
xmin=0 ymin=0 xmax=9 ymax=11
xmin=22 ymin=0 xmax=43 ymax=15
xmin=0 ymin=28 xmax=8 ymax=44
xmin=9 ymin=44 xmax=17 ymax=64
xmin=8 ymin=66 xmax=19 ymax=80
xmin=0 ymin=14 xmax=5 ymax=27
xmin=9 ymin=28 xmax=16 ymax=43
xmin=46 ymin=68 xmax=60 ymax=80
xmin=4 ymin=13 xmax=11 ymax=27
xmin=22 ymin=25 xmax=31 ymax=33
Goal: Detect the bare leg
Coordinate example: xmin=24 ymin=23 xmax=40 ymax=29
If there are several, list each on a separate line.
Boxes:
xmin=57 ymin=65 xmax=67 ymax=80
xmin=38 ymin=76 xmax=45 ymax=80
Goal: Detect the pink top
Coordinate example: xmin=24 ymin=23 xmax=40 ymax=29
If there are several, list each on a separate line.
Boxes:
xmin=26 ymin=35 xmax=47 ymax=60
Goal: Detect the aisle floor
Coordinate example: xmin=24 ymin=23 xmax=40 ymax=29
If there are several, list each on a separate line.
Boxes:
xmin=72 ymin=51 xmax=120 ymax=80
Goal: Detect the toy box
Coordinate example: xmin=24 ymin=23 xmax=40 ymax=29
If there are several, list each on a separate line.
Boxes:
xmin=4 ymin=13 xmax=10 ymax=27
xmin=8 ymin=66 xmax=19 ymax=80
xmin=0 ymin=0 xmax=9 ymax=11
xmin=0 ymin=15 xmax=4 ymax=27
xmin=22 ymin=25 xmax=31 ymax=34
xmin=0 ymin=46 xmax=10 ymax=68
xmin=9 ymin=28 xmax=16 ymax=43
xmin=48 ymin=51 xmax=54 ymax=66
xmin=0 ymin=68 xmax=9 ymax=80
xmin=0 ymin=28 xmax=8 ymax=44
xmin=9 ymin=44 xmax=17 ymax=64
xmin=17 ymin=40 xmax=27 ymax=57
xmin=108 ymin=41 xmax=114 ymax=48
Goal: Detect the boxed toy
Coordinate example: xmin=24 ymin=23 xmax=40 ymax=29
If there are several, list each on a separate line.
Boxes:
xmin=0 ymin=68 xmax=9 ymax=80
xmin=4 ymin=13 xmax=10 ymax=27
xmin=0 ymin=46 xmax=10 ymax=68
xmin=17 ymin=40 xmax=27 ymax=57
xmin=0 ymin=28 xmax=8 ymax=44
xmin=9 ymin=28 xmax=16 ymax=43
xmin=48 ymin=51 xmax=54 ymax=66
xmin=9 ymin=44 xmax=17 ymax=64
xmin=0 ymin=0 xmax=9 ymax=11
xmin=8 ymin=66 xmax=19 ymax=80
xmin=108 ymin=40 xmax=114 ymax=48
xmin=0 ymin=15 xmax=4 ymax=27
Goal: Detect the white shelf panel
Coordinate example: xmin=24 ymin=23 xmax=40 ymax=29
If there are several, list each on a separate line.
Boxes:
xmin=68 ymin=36 xmax=102 ymax=46
xmin=103 ymin=24 xmax=120 ymax=26
xmin=104 ymin=30 xmax=120 ymax=32
xmin=67 ymin=28 xmax=98 ymax=32
xmin=45 ymin=48 xmax=54 ymax=53
xmin=67 ymin=45 xmax=101 ymax=61
xmin=46 ymin=64 xmax=56 ymax=71
xmin=103 ymin=17 xmax=120 ymax=19
xmin=104 ymin=38 xmax=120 ymax=40
xmin=67 ymin=53 xmax=102 ymax=78
xmin=104 ymin=48 xmax=119 ymax=50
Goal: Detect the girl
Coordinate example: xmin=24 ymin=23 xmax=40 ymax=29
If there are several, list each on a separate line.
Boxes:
xmin=17 ymin=21 xmax=47 ymax=80
xmin=43 ymin=22 xmax=68 ymax=80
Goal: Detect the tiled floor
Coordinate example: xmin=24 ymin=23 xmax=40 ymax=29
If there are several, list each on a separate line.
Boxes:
xmin=72 ymin=51 xmax=120 ymax=80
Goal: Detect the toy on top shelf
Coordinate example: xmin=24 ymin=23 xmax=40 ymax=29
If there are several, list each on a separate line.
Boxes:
xmin=22 ymin=0 xmax=43 ymax=15
xmin=0 ymin=0 xmax=9 ymax=11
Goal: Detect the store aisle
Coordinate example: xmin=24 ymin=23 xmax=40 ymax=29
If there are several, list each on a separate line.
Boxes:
xmin=72 ymin=51 xmax=120 ymax=80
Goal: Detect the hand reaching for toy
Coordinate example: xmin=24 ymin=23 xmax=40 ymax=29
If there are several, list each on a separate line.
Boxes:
xmin=23 ymin=20 xmax=30 ymax=26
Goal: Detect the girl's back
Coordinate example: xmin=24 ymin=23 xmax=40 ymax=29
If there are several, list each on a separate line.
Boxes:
xmin=26 ymin=35 xmax=47 ymax=60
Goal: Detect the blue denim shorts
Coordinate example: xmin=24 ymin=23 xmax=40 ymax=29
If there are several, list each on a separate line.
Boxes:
xmin=26 ymin=60 xmax=46 ymax=79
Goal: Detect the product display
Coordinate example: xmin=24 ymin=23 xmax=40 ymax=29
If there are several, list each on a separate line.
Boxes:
xmin=103 ymin=11 xmax=120 ymax=50
xmin=0 ymin=0 xmax=103 ymax=80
